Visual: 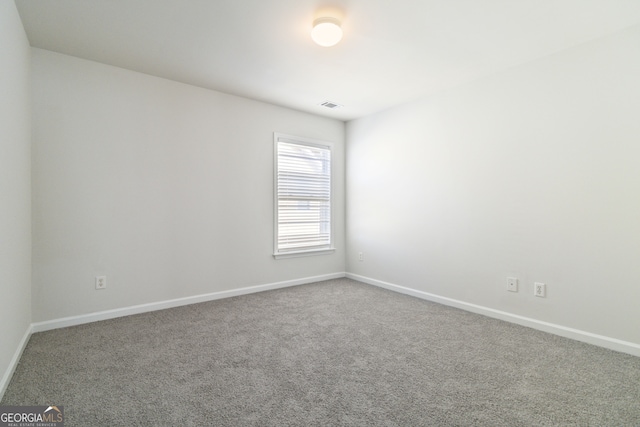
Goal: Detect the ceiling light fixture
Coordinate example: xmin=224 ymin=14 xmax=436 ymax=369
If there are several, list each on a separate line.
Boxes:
xmin=311 ymin=17 xmax=343 ymax=47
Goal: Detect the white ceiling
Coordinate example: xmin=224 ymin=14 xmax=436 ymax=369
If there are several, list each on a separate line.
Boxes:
xmin=14 ymin=0 xmax=640 ymax=121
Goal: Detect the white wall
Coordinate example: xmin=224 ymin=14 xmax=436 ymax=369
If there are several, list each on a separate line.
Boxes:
xmin=31 ymin=49 xmax=345 ymax=322
xmin=0 ymin=1 xmax=32 ymax=395
xmin=346 ymin=25 xmax=640 ymax=346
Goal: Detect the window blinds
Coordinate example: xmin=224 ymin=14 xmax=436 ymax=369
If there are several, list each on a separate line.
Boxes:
xmin=276 ymin=139 xmax=331 ymax=253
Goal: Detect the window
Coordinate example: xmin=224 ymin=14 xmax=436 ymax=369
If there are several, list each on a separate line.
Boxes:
xmin=274 ymin=133 xmax=334 ymax=258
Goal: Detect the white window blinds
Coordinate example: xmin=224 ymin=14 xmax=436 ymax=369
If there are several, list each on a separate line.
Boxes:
xmin=274 ymin=135 xmax=332 ymax=256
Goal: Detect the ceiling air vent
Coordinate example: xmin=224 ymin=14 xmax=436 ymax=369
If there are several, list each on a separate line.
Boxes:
xmin=319 ymin=101 xmax=343 ymax=109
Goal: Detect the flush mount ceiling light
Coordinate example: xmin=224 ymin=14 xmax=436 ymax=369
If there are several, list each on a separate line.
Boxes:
xmin=311 ymin=17 xmax=343 ymax=47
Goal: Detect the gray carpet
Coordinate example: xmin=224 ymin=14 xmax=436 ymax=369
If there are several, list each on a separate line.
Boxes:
xmin=2 ymin=278 xmax=639 ymax=426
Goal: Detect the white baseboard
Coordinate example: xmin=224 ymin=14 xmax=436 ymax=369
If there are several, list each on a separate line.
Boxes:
xmin=0 ymin=324 xmax=32 ymax=401
xmin=8 ymin=270 xmax=635 ymax=399
xmin=347 ymin=273 xmax=640 ymax=357
xmin=32 ymin=272 xmax=346 ymax=333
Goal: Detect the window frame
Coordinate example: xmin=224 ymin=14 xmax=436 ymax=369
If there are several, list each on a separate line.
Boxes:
xmin=273 ymin=133 xmax=335 ymax=259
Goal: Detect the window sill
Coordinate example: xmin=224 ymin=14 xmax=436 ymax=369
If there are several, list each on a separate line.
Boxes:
xmin=273 ymin=248 xmax=335 ymax=259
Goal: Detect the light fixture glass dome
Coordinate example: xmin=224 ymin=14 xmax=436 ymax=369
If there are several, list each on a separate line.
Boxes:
xmin=311 ymin=17 xmax=343 ymax=47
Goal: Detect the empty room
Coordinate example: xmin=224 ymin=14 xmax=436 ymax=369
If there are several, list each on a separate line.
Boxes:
xmin=1 ymin=0 xmax=639 ymax=425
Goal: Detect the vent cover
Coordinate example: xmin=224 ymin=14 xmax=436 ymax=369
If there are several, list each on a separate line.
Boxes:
xmin=319 ymin=101 xmax=343 ymax=109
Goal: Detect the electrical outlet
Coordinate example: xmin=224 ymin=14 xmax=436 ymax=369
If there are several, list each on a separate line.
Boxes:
xmin=95 ymin=276 xmax=107 ymax=290
xmin=358 ymin=252 xmax=364 ymax=262
xmin=507 ymin=277 xmax=518 ymax=292
xmin=534 ymin=282 xmax=546 ymax=297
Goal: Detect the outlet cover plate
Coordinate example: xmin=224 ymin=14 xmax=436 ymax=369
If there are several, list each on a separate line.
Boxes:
xmin=96 ymin=276 xmax=107 ymax=290
xmin=507 ymin=277 xmax=518 ymax=292
xmin=534 ymin=282 xmax=546 ymax=297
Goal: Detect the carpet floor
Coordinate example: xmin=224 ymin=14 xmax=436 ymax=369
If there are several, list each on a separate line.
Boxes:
xmin=2 ymin=278 xmax=639 ymax=426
